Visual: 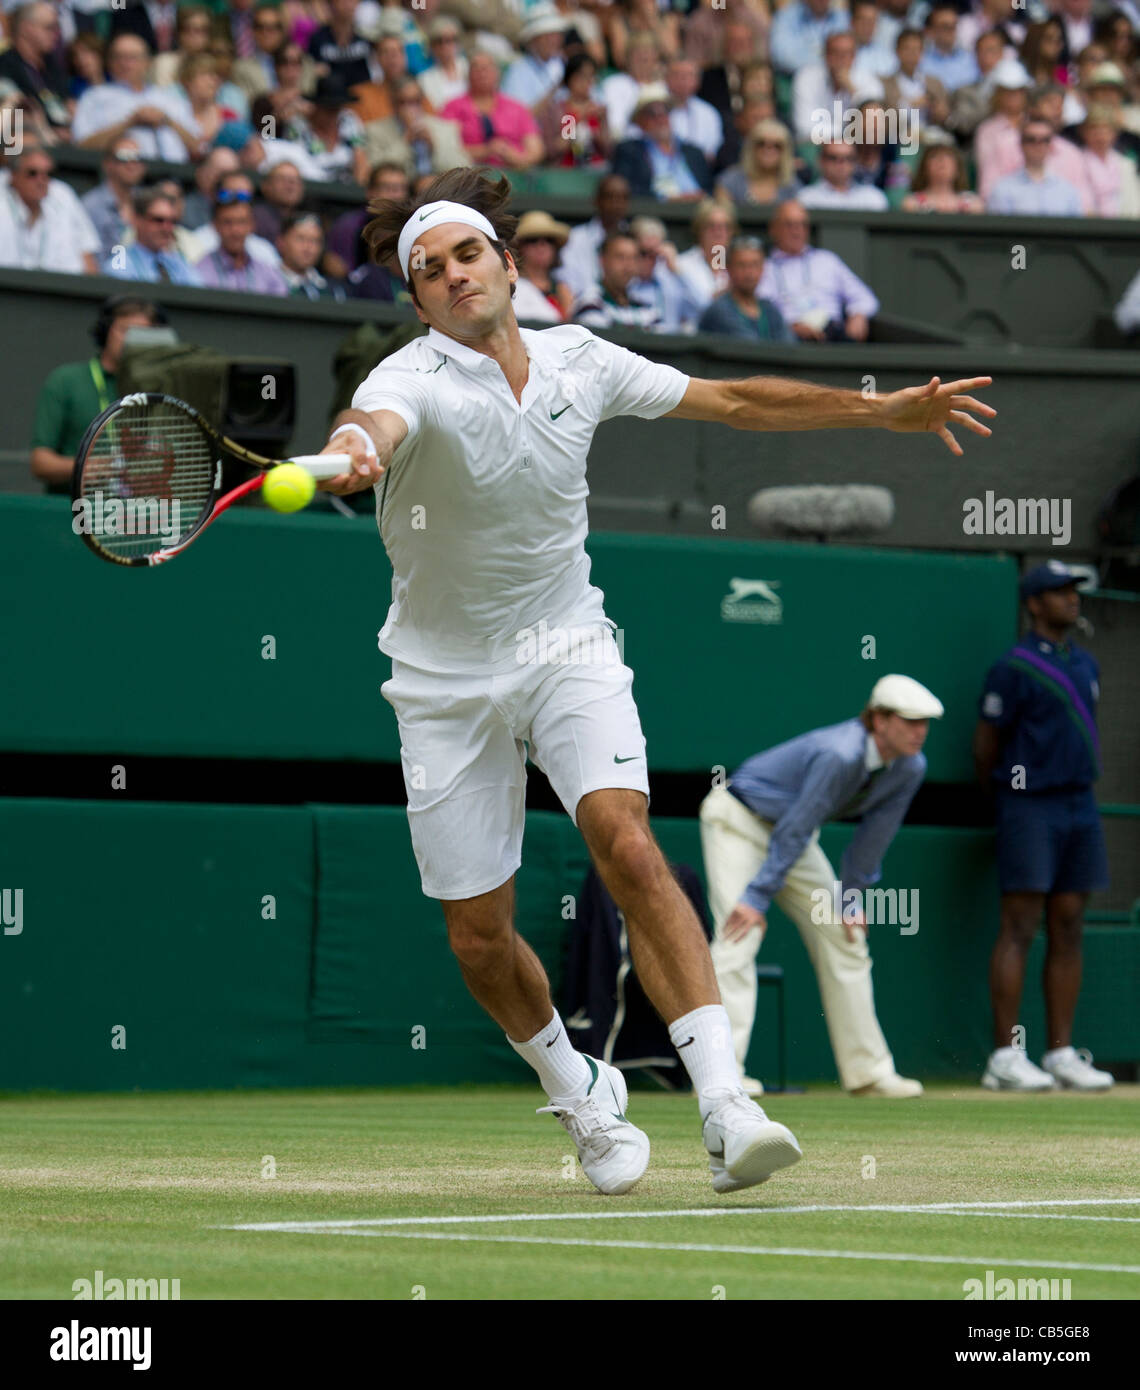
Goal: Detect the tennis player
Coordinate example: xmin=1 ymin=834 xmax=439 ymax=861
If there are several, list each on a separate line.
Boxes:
xmin=315 ymin=167 xmax=995 ymax=1196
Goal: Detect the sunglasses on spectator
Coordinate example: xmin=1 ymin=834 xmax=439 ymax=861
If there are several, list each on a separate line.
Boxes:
xmin=216 ymin=189 xmax=253 ymax=204
xmin=1022 ymin=134 xmax=1051 ymax=144
xmin=145 ymin=214 xmax=176 ymax=224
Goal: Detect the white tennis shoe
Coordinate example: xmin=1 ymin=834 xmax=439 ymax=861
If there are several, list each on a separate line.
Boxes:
xmin=537 ymin=1056 xmax=650 ymax=1195
xmin=981 ymin=1047 xmax=1056 ymax=1091
xmin=702 ymin=1089 xmax=803 ymax=1194
xmin=1042 ymin=1046 xmax=1114 ymax=1091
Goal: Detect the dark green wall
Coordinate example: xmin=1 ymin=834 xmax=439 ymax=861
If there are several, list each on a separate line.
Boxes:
xmin=2 ymin=800 xmax=1135 ymax=1092
xmin=3 ymin=495 xmax=1016 ymax=780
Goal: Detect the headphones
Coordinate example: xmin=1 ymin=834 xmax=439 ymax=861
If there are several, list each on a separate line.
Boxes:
xmin=91 ymin=296 xmax=169 ymax=350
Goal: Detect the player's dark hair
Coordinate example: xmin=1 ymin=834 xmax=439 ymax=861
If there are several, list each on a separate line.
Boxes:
xmin=362 ymin=166 xmax=519 ymax=307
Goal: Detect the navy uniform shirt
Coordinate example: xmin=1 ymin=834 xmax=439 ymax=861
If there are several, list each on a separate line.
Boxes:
xmin=979 ymin=633 xmax=1101 ymax=792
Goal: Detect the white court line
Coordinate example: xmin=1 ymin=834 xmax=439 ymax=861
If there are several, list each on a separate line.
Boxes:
xmin=223 ymin=1197 xmax=1140 ymax=1233
xmin=286 ymin=1229 xmax=1140 ymax=1276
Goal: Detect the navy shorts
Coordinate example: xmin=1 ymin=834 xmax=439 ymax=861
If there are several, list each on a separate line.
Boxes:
xmin=994 ymin=788 xmax=1109 ymax=895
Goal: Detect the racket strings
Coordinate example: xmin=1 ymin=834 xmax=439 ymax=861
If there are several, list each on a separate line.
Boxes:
xmin=77 ymin=403 xmax=216 ymax=559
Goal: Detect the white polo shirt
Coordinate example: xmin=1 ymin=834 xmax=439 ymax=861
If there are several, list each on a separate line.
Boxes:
xmin=352 ymin=323 xmax=689 ymax=674
xmin=0 ymin=176 xmax=100 ymax=272
xmin=71 ymin=81 xmax=200 ymax=161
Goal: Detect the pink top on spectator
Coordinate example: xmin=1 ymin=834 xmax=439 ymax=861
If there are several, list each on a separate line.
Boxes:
xmin=1082 ymin=149 xmax=1121 ymax=217
xmin=439 ymin=92 xmax=540 ymax=162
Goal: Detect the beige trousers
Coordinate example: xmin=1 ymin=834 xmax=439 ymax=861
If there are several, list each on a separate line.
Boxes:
xmin=698 ymin=783 xmax=897 ymax=1091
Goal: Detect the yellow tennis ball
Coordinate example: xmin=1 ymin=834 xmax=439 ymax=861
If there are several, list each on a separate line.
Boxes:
xmin=263 ymin=463 xmax=316 ymax=513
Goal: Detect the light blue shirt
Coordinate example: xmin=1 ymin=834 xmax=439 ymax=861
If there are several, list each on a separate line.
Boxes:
xmin=646 ymin=137 xmax=702 ymax=199
xmin=104 ymin=242 xmax=201 ymax=285
xmin=728 ymin=717 xmax=926 ymax=912
xmin=919 ymin=44 xmax=979 ymax=93
xmin=630 ymin=264 xmax=702 ymax=333
xmin=987 ymin=170 xmax=1082 ymax=217
xmin=757 ymin=246 xmax=879 ymax=325
xmin=501 ymin=51 xmax=563 ymax=108
xmin=769 ymin=2 xmax=850 ymax=75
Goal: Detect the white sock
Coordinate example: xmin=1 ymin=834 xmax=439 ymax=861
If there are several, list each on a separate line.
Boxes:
xmin=669 ymin=1004 xmax=742 ymax=1113
xmin=508 ymin=1013 xmax=591 ymax=1100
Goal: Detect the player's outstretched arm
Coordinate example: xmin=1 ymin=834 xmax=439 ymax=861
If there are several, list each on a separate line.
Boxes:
xmin=665 ymin=374 xmax=995 ymax=456
xmin=317 ymin=408 xmax=409 ymax=495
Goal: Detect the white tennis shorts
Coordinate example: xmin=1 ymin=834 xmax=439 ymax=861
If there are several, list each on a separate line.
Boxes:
xmin=381 ymin=624 xmax=650 ymax=900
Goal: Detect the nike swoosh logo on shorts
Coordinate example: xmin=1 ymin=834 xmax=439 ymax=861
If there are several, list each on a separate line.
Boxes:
xmin=614 ymin=755 xmax=639 ymax=764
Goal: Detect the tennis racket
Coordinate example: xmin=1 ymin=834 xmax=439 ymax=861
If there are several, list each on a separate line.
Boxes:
xmin=71 ymin=392 xmax=353 ymax=567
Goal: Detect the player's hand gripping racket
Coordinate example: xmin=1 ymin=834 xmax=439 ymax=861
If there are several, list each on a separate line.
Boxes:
xmin=72 ymin=392 xmax=351 ymax=567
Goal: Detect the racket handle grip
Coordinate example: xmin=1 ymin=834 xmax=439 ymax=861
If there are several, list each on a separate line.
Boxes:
xmin=289 ymin=453 xmax=354 ymax=480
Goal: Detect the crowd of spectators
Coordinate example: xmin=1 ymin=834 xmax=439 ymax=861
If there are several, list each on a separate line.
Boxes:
xmin=1 ymin=0 xmax=1139 ymax=338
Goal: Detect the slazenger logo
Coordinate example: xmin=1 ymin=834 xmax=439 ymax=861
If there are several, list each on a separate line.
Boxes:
xmin=721 ymin=578 xmax=783 ymax=625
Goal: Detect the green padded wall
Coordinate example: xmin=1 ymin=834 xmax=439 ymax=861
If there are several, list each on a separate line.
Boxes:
xmin=3 ymin=800 xmax=1134 ymax=1092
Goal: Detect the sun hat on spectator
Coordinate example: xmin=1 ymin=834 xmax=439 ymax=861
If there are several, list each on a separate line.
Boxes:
xmin=631 ymin=83 xmax=671 ymax=120
xmin=1088 ymin=62 xmax=1126 ymax=89
xmin=520 ymin=6 xmax=568 ymax=45
xmin=428 ymin=16 xmax=463 ymax=42
xmin=515 ymin=210 xmax=571 ymax=246
xmin=990 ymin=59 xmax=1032 ymax=90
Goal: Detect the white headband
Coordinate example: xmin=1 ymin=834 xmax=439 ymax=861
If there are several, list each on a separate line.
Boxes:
xmin=397 ymin=200 xmax=498 ymax=280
